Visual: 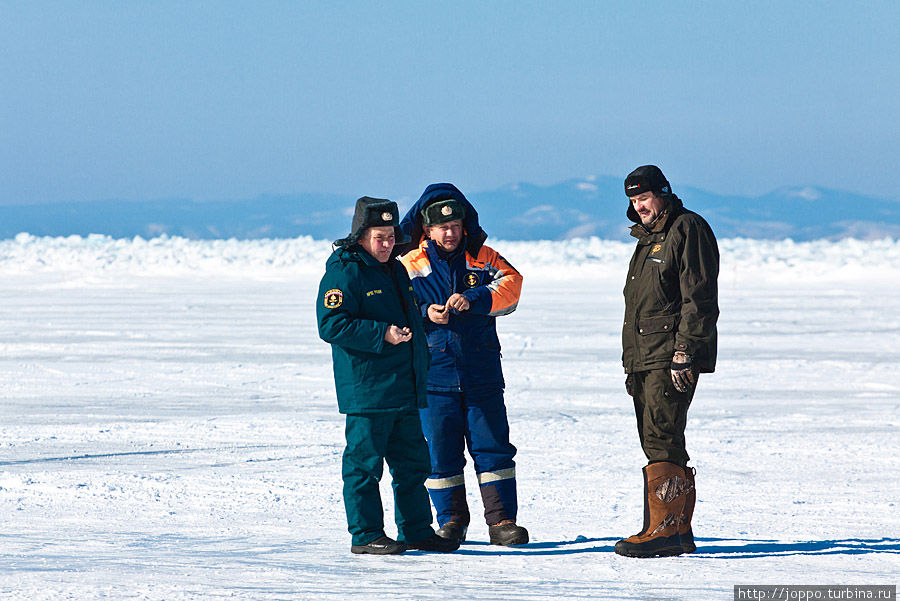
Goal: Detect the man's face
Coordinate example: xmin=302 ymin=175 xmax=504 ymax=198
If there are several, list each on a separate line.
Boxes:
xmin=426 ymin=220 xmax=463 ymax=252
xmin=630 ymin=192 xmax=667 ymax=225
xmin=359 ymin=226 xmax=396 ymax=263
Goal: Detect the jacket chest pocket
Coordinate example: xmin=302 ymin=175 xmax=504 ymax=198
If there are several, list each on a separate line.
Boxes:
xmin=646 ymin=262 xmax=674 ymax=308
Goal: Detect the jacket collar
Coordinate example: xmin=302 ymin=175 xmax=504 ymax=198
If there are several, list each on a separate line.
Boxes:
xmin=630 ymin=210 xmax=673 ymax=241
xmin=626 ymin=193 xmax=684 ymax=226
xmin=423 ymin=238 xmax=467 ymax=262
xmin=340 ymin=244 xmax=395 ymax=268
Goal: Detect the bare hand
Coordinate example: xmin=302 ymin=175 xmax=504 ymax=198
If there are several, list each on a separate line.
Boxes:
xmin=385 ymin=325 xmax=412 ymax=345
xmin=427 ymin=304 xmax=450 ymax=324
xmin=446 ymin=293 xmax=470 ymax=312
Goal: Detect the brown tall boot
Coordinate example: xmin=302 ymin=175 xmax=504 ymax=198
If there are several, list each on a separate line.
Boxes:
xmin=614 ymin=462 xmax=688 ymax=558
xmin=679 ymin=466 xmax=696 ymax=553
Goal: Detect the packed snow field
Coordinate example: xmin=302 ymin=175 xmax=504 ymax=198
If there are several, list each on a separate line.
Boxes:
xmin=1 ymin=235 xmax=898 ymax=600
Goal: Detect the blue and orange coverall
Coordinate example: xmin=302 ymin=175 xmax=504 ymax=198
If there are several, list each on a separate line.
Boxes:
xmin=399 ymin=183 xmax=524 ymax=528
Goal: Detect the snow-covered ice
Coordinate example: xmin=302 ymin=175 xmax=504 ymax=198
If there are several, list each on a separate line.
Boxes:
xmin=1 ymin=235 xmax=898 ymax=600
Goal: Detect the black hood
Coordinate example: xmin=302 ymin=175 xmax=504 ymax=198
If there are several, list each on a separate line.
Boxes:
xmin=399 ymin=183 xmax=488 ymax=256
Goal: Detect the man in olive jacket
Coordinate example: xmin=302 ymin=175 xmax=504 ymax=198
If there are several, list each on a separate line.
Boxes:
xmin=614 ymin=165 xmax=719 ymax=559
xmin=317 ymin=196 xmax=458 ymax=555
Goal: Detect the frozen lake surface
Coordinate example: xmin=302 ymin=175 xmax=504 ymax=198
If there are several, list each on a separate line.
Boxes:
xmin=1 ymin=236 xmax=898 ymax=600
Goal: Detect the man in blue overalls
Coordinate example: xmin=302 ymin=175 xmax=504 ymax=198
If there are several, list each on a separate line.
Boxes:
xmin=399 ymin=183 xmax=528 ymax=546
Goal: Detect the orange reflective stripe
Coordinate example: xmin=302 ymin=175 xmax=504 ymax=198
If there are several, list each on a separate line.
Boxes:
xmin=400 ymin=244 xmax=431 ymax=279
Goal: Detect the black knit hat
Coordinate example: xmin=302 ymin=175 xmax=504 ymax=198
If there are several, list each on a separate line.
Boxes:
xmin=624 ymin=165 xmax=672 ymax=197
xmin=334 ymin=197 xmax=411 ymax=248
xmin=421 ymin=199 xmax=466 ymax=227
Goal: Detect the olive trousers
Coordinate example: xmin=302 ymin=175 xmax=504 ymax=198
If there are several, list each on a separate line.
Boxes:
xmin=630 ymin=369 xmax=697 ymax=466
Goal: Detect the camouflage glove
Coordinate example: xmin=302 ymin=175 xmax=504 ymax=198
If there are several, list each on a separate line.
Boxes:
xmin=625 ymin=373 xmax=634 ymax=397
xmin=670 ymin=351 xmax=695 ymax=393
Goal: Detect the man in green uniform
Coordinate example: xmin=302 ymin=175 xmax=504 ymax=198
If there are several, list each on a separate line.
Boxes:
xmin=614 ymin=166 xmax=719 ymax=558
xmin=317 ymin=196 xmax=459 ymax=555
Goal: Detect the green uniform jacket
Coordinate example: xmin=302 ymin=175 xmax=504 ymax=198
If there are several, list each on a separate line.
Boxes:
xmin=622 ymin=196 xmax=719 ymax=374
xmin=317 ymin=245 xmax=429 ymax=414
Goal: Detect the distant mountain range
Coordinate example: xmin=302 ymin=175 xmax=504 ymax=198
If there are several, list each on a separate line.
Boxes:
xmin=2 ymin=177 xmax=898 ymax=241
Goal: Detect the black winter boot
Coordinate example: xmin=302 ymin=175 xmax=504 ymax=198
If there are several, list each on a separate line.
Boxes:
xmin=407 ymin=533 xmax=460 ymax=553
xmin=436 ymin=521 xmax=467 ymax=544
xmin=489 ymin=521 xmax=529 ymax=546
xmin=350 ymin=535 xmax=406 ymax=555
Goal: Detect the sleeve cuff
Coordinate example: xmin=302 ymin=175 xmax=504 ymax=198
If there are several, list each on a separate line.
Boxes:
xmin=462 ymin=288 xmax=492 ymax=314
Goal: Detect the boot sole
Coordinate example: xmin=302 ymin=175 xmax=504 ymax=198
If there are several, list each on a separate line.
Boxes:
xmin=614 ymin=534 xmax=684 ymax=558
xmin=492 ymin=540 xmax=528 ymax=546
xmin=490 ymin=533 xmax=529 ymax=546
xmin=407 ymin=541 xmax=460 ymax=553
xmin=614 ymin=544 xmax=684 ymax=558
xmin=350 ymin=544 xmax=406 ymax=555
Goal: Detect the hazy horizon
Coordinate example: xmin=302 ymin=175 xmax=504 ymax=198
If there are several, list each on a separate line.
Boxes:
xmin=2 ymin=3 xmax=897 ymax=206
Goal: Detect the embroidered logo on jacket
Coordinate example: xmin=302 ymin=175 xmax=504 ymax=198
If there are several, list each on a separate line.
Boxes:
xmin=323 ymin=289 xmax=343 ymax=309
xmin=465 ymin=273 xmax=479 ymax=288
xmin=365 ymin=289 xmax=383 ymax=297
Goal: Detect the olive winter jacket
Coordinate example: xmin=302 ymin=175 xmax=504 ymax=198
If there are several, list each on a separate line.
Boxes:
xmin=622 ymin=195 xmax=719 ymax=374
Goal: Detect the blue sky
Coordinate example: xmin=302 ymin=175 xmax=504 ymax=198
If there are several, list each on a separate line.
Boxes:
xmin=1 ymin=1 xmax=897 ymax=205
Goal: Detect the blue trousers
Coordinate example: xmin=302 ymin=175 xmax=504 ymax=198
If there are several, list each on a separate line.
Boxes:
xmin=419 ymin=389 xmax=518 ymax=527
xmin=342 ymin=410 xmax=435 ymax=546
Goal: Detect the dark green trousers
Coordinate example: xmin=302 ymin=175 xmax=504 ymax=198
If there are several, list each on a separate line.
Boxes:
xmin=342 ymin=409 xmax=435 ymax=546
xmin=631 ymin=369 xmax=697 ymax=466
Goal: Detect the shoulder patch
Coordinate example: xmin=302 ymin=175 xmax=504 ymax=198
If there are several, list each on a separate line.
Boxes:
xmin=323 ymin=288 xmax=343 ymax=309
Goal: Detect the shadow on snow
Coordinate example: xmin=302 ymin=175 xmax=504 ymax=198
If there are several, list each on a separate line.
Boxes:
xmin=438 ymin=537 xmax=900 ymax=558
xmin=447 ymin=537 xmax=616 ymax=556
xmin=0 ymin=444 xmax=292 ymax=466
xmin=693 ymin=537 xmax=900 ymax=558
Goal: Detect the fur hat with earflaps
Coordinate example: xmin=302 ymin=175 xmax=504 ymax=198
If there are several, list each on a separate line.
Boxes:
xmin=334 ymin=197 xmax=411 ymax=248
